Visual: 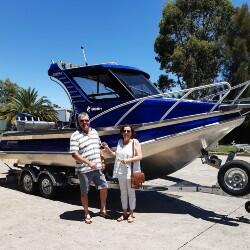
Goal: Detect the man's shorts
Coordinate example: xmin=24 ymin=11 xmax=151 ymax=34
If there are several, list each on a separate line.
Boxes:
xmin=78 ymin=169 xmax=108 ymax=193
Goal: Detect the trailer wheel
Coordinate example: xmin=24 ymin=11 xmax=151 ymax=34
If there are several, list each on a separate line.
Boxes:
xmin=38 ymin=175 xmax=56 ymax=199
xmin=21 ymin=172 xmax=36 ymax=194
xmin=218 ymin=160 xmax=250 ymax=197
xmin=245 ymin=201 xmax=250 ymax=213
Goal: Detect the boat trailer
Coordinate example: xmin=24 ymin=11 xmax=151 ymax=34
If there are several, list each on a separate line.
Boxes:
xmin=1 ymin=148 xmax=250 ymax=213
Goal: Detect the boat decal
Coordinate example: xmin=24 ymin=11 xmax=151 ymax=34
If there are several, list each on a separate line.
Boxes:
xmin=87 ymin=106 xmax=103 ymax=112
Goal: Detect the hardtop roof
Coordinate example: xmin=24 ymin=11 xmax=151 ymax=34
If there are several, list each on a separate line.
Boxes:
xmin=48 ymin=62 xmax=150 ymax=79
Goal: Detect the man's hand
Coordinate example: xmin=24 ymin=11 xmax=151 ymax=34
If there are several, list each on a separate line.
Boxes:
xmin=88 ymin=161 xmax=97 ymax=169
xmin=101 ymin=161 xmax=106 ymax=171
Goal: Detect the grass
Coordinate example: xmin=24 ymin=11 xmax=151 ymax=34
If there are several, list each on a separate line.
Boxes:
xmin=208 ymin=145 xmax=250 ymax=156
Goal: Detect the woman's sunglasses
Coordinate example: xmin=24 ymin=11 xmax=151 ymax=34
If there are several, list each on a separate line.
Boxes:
xmin=123 ymin=129 xmax=131 ymax=133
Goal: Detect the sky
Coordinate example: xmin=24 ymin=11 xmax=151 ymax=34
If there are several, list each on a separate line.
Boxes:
xmin=0 ymin=0 xmax=249 ymax=108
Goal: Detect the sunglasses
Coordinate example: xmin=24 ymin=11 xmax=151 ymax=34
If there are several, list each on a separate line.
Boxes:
xmin=79 ymin=119 xmax=90 ymax=123
xmin=123 ymin=129 xmax=131 ymax=133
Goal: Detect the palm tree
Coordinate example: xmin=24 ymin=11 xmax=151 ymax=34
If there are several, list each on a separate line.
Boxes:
xmin=0 ymin=87 xmax=58 ymax=127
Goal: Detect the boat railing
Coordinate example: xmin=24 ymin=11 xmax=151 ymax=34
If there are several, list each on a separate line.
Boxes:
xmin=160 ymin=80 xmax=250 ymax=119
xmin=201 ymin=80 xmax=250 ymax=105
xmin=91 ymin=80 xmax=250 ymax=126
xmin=91 ymin=81 xmax=234 ymax=126
xmin=230 ymin=80 xmax=250 ymax=104
xmin=160 ymin=82 xmax=231 ymax=120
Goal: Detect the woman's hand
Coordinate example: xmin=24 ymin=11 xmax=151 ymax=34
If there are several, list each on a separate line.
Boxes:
xmin=121 ymin=158 xmax=131 ymax=164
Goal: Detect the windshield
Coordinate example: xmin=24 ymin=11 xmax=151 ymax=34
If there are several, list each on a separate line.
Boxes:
xmin=72 ymin=71 xmax=131 ymax=101
xmin=113 ymin=71 xmax=160 ymax=98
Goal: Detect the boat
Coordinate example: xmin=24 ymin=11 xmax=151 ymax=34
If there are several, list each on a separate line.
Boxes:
xmin=0 ymin=61 xmax=249 ymax=181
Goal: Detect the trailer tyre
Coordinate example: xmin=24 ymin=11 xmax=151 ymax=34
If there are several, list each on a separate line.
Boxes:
xmin=21 ymin=172 xmax=36 ymax=195
xmin=218 ymin=160 xmax=250 ymax=197
xmin=245 ymin=201 xmax=250 ymax=213
xmin=38 ymin=175 xmax=56 ymax=199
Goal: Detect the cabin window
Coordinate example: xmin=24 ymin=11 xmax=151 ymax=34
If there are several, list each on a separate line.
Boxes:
xmin=113 ymin=71 xmax=160 ymax=98
xmin=73 ymin=74 xmax=121 ymax=100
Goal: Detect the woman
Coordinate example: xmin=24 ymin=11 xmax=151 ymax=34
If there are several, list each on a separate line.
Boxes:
xmin=104 ymin=125 xmax=142 ymax=223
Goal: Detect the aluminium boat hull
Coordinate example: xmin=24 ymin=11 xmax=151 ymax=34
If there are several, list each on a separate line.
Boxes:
xmin=0 ymin=116 xmax=244 ymax=179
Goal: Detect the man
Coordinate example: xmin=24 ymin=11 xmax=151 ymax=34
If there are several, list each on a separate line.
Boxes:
xmin=70 ymin=112 xmax=108 ymax=224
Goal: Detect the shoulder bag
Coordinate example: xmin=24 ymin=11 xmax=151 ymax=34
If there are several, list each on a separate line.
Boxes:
xmin=131 ymin=139 xmax=145 ymax=189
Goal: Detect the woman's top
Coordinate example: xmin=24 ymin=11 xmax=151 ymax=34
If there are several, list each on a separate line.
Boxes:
xmin=113 ymin=139 xmax=141 ymax=179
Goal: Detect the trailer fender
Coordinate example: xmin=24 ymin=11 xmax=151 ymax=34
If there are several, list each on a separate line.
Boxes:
xmin=19 ymin=166 xmax=39 ymax=184
xmin=38 ymin=171 xmax=64 ymax=187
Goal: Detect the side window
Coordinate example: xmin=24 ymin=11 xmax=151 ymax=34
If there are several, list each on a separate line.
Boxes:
xmin=73 ymin=76 xmax=120 ymax=100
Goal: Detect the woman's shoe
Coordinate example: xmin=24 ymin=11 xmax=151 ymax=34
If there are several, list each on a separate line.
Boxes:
xmin=117 ymin=214 xmax=127 ymax=222
xmin=127 ymin=215 xmax=134 ymax=223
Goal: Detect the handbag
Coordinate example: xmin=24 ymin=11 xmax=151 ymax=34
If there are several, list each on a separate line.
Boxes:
xmin=131 ymin=139 xmax=145 ymax=189
xmin=131 ymin=172 xmax=145 ymax=189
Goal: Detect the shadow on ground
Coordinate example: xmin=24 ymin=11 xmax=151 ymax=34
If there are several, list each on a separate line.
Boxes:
xmin=1 ymin=177 xmax=249 ymax=227
xmin=59 ymin=187 xmax=250 ymax=227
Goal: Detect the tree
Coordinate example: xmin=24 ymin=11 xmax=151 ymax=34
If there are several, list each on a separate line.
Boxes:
xmin=0 ymin=79 xmax=19 ymax=104
xmin=156 ymin=74 xmax=175 ymax=92
xmin=0 ymin=87 xmax=58 ymax=127
xmin=220 ymin=4 xmax=250 ymax=144
xmin=222 ymin=4 xmax=250 ymax=88
xmin=154 ymin=0 xmax=234 ymax=91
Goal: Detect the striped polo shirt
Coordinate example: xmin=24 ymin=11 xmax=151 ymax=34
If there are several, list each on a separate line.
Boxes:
xmin=70 ymin=128 xmax=102 ymax=173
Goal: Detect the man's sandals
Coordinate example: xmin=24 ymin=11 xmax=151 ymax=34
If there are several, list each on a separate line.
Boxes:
xmin=84 ymin=214 xmax=92 ymax=224
xmin=98 ymin=211 xmax=111 ymax=219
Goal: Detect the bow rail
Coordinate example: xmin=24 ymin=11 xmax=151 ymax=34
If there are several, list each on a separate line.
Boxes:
xmin=91 ymin=80 xmax=250 ymax=126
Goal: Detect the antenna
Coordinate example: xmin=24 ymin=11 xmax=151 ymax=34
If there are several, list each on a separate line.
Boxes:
xmin=80 ymin=46 xmax=88 ymax=66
